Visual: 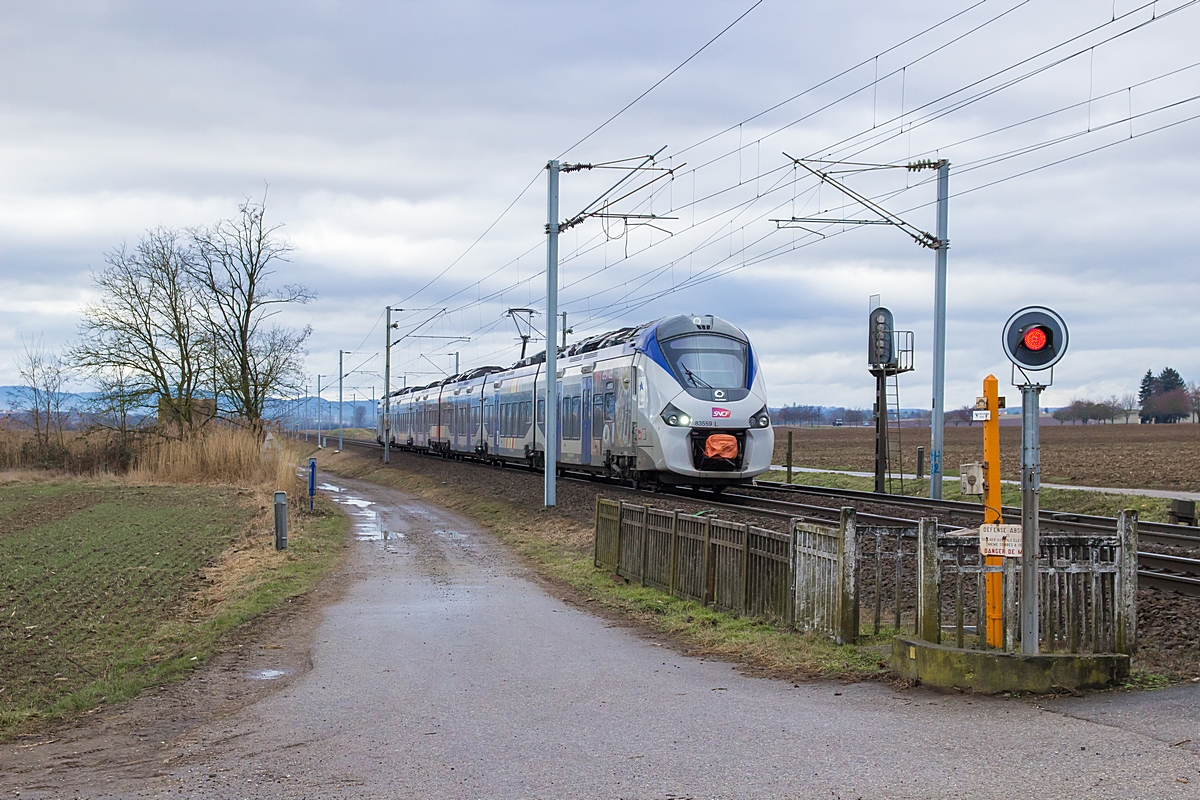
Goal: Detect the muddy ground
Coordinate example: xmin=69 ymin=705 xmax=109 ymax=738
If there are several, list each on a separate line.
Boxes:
xmin=772 ymin=422 xmax=1200 ymax=491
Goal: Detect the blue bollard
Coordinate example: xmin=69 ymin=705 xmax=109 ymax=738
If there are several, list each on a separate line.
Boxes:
xmin=309 ymin=458 xmax=316 ymax=511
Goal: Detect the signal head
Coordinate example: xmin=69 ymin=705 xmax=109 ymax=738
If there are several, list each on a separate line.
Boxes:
xmin=1002 ymin=306 xmax=1068 ymax=371
xmin=867 ymin=306 xmax=896 ymax=368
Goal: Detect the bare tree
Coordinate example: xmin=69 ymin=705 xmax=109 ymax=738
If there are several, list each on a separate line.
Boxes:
xmin=191 ymin=195 xmax=312 ymax=434
xmin=12 ymin=336 xmax=71 ymax=448
xmin=72 ymin=228 xmax=208 ymax=437
xmin=1118 ymin=393 xmax=1138 ymax=424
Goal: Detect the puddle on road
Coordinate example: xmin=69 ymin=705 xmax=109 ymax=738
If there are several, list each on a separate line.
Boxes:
xmin=247 ymin=669 xmax=288 ymax=681
xmin=319 ymin=481 xmax=404 ymax=542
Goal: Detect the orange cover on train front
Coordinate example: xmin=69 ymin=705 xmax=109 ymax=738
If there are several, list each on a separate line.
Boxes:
xmin=703 ymin=433 xmax=739 ymax=459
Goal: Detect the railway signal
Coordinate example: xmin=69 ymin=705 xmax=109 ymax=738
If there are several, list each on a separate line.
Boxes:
xmin=1002 ymin=306 xmax=1068 ymax=373
xmin=867 ymin=303 xmax=913 ymax=495
xmin=1001 ymin=304 xmax=1069 ymax=655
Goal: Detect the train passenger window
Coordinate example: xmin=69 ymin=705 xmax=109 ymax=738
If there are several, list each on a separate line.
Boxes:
xmin=537 ymin=398 xmax=545 ymax=424
xmin=604 ymin=392 xmax=616 ymax=421
xmin=572 ymin=396 xmax=582 ymax=439
xmin=592 ymin=395 xmax=604 ymax=438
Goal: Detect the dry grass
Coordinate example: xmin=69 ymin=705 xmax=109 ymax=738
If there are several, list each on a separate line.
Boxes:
xmin=129 ymin=426 xmax=303 ymax=496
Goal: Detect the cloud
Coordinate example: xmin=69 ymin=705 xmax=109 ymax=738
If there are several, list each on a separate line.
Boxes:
xmin=1 ymin=0 xmax=1197 ymax=413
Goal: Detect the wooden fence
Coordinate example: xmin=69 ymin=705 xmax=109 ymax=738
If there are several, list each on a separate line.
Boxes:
xmin=915 ymin=510 xmax=1138 ymax=654
xmin=595 ymin=498 xmax=872 ymax=641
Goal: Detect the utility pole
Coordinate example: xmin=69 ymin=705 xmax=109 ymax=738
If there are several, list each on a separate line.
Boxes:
xmin=561 ymin=312 xmax=570 ymax=349
xmin=316 ymin=375 xmax=323 ymax=448
xmin=304 ymin=385 xmax=309 ymax=442
xmin=778 ymin=155 xmax=949 ymax=499
xmin=929 ymin=160 xmax=950 ymax=499
xmin=544 ymin=160 xmax=560 ymax=507
xmin=338 ymin=350 xmax=344 ymax=452
xmin=384 ymin=306 xmax=392 ymax=464
xmin=454 ymin=352 xmax=459 ymax=376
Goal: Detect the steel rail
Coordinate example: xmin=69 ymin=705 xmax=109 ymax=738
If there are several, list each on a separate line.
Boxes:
xmin=335 ymin=438 xmax=1200 ymax=595
xmin=750 ymin=479 xmax=1200 ymax=546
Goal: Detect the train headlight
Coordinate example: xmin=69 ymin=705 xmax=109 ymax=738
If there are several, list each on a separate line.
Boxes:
xmin=661 ymin=403 xmax=691 ymax=427
xmin=749 ymin=406 xmax=770 ymax=428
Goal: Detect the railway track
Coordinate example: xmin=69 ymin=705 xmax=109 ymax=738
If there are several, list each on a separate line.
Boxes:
xmin=336 ymin=438 xmax=1200 ymax=596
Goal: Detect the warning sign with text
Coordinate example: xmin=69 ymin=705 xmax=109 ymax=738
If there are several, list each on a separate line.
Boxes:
xmin=979 ymin=524 xmax=1022 ymax=557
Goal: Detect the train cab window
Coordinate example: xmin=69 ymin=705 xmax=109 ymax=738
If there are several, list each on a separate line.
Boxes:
xmin=660 ymin=333 xmax=749 ymax=389
xmin=604 ymin=392 xmax=616 ymax=421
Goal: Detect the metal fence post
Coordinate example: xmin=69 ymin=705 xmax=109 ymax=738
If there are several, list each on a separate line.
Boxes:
xmin=917 ymin=517 xmax=940 ymax=643
xmin=1116 ymin=509 xmax=1139 ymax=655
xmin=837 ymin=507 xmax=858 ymax=645
xmin=703 ymin=516 xmax=714 ymax=606
xmin=740 ymin=523 xmax=750 ymax=615
xmin=1004 ymin=555 xmax=1019 ymax=652
xmin=615 ymin=501 xmax=625 ymax=576
xmin=640 ymin=507 xmax=650 ymax=586
xmin=787 ymin=520 xmax=798 ymax=629
xmin=593 ymin=495 xmax=601 ymax=568
xmin=668 ymin=510 xmax=679 ymax=597
xmin=273 ymin=491 xmax=288 ymax=550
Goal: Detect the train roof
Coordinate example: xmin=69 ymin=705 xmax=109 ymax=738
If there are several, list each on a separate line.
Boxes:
xmin=381 ymin=315 xmax=744 ymax=400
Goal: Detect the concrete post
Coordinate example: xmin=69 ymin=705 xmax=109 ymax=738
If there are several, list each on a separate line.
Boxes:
xmin=273 ymin=492 xmax=288 ymax=550
xmin=837 ymin=507 xmax=858 ymax=645
xmin=917 ymin=517 xmax=940 ymax=643
xmin=1116 ymin=509 xmax=1139 ymax=655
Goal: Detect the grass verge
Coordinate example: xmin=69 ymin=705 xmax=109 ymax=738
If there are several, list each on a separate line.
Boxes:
xmin=316 ymin=448 xmax=889 ymax=683
xmin=0 ymin=475 xmax=347 ymax=738
xmin=762 ymin=469 xmax=1174 ymax=523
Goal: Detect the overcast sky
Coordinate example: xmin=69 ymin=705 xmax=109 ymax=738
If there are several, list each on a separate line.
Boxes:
xmin=3 ymin=0 xmax=1198 ymax=410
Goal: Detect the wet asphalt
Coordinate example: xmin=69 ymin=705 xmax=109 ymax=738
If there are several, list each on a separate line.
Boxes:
xmin=139 ymin=474 xmax=1199 ymax=799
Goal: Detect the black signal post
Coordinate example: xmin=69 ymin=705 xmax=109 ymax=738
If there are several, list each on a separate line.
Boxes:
xmin=868 ymin=305 xmax=913 ymax=494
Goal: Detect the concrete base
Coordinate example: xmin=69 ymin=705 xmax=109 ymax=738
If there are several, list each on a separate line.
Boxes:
xmin=891 ymin=636 xmax=1130 ymax=694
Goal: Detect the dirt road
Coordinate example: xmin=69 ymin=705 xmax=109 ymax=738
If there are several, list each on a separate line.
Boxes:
xmin=5 ymin=475 xmax=1199 ymax=798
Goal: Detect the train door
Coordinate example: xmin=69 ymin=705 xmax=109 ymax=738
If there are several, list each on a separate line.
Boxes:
xmin=580 ymin=375 xmax=592 ymax=465
xmin=595 ymin=375 xmax=615 ymax=458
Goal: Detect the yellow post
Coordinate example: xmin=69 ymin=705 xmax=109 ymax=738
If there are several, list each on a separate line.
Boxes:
xmin=982 ymin=374 xmax=1003 ymax=647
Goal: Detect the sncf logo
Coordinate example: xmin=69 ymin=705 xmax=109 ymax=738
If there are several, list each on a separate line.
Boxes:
xmin=711 ymin=407 xmax=731 ymax=418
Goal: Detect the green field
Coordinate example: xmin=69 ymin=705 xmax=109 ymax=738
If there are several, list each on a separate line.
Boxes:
xmin=0 ymin=480 xmax=346 ymax=736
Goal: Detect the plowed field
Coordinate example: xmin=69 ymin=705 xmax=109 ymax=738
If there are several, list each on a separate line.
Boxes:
xmin=772 ymin=423 xmax=1200 ymax=491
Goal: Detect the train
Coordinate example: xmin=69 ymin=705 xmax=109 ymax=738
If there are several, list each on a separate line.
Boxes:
xmin=376 ymin=313 xmax=772 ymax=491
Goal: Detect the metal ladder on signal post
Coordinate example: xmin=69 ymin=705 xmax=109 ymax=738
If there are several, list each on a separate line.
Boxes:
xmin=885 ymin=373 xmax=905 ymax=495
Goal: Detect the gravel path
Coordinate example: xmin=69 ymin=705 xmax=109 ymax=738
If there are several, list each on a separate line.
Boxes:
xmin=38 ymin=473 xmax=1199 ymax=798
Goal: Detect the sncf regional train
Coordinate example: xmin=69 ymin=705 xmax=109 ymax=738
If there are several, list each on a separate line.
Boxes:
xmin=377 ymin=314 xmax=772 ymax=491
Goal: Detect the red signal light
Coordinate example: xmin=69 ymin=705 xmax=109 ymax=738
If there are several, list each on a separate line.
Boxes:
xmin=1023 ymin=326 xmax=1048 ymax=351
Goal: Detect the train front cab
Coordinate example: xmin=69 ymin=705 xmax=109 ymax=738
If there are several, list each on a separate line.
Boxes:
xmin=633 ymin=315 xmax=772 ymax=488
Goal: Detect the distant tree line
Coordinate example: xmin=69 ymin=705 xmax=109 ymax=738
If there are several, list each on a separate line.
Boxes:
xmin=772 ymin=404 xmax=930 ymax=427
xmin=1139 ymin=367 xmax=1196 ymax=424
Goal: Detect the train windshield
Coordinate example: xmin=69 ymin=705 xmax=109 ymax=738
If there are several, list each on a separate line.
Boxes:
xmin=660 ymin=334 xmax=748 ymax=389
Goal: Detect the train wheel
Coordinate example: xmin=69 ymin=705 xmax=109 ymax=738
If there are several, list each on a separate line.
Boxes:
xmin=711 ymin=485 xmax=726 ymax=498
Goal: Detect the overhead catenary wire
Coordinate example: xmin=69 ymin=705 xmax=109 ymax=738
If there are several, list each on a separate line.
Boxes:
xmin=380 ymin=1 xmax=1199 ymax=377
